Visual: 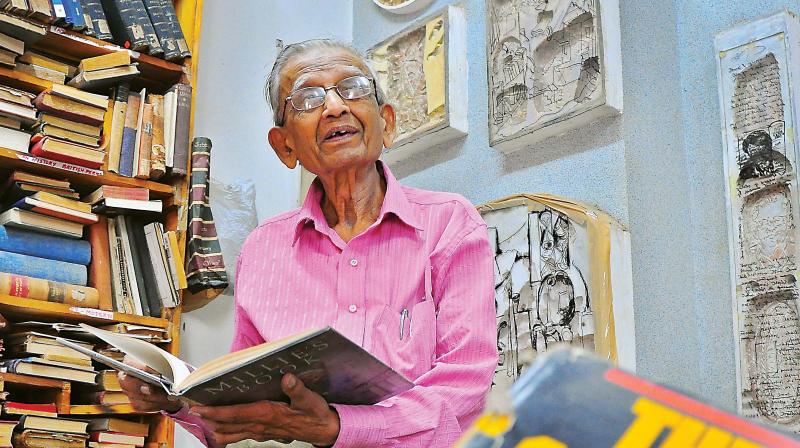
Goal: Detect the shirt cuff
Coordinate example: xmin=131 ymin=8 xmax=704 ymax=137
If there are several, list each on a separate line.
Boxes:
xmin=330 ymin=404 xmax=388 ymax=448
xmin=162 ymin=405 xmax=217 ymax=448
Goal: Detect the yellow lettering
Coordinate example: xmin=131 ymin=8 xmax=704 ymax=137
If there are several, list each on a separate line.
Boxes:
xmin=474 ymin=414 xmax=513 ymax=437
xmin=730 ymin=438 xmax=763 ymax=448
xmin=614 ymin=398 xmax=684 ymax=448
xmin=517 ymin=435 xmax=567 ymax=448
xmin=661 ymin=415 xmax=706 ymax=447
xmin=698 ymin=427 xmax=734 ymax=448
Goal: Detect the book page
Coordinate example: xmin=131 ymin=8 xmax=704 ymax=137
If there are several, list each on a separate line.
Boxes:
xmin=79 ymin=324 xmax=193 ymax=387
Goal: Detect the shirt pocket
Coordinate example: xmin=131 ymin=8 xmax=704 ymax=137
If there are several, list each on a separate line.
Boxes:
xmin=368 ymin=298 xmax=437 ymax=381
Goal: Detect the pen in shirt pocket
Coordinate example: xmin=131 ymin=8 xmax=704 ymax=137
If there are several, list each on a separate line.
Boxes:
xmin=399 ymin=308 xmax=409 ymax=340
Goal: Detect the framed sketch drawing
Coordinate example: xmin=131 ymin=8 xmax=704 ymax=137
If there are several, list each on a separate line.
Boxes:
xmin=372 ymin=0 xmax=435 ymax=15
xmin=486 ymin=0 xmax=623 ymax=152
xmin=716 ymin=10 xmax=800 ymax=432
xmin=366 ymin=5 xmax=468 ymax=164
xmin=478 ymin=194 xmax=635 ymax=389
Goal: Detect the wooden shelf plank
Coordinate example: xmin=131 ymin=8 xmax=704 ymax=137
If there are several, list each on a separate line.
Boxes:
xmin=68 ymin=404 xmax=154 ymax=415
xmin=0 ymin=295 xmax=170 ymax=328
xmin=0 ymin=147 xmax=175 ymax=197
xmin=0 ymin=372 xmax=71 ymax=414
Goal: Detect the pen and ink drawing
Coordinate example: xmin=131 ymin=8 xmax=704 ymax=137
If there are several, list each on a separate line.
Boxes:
xmin=482 ymin=204 xmax=592 ymax=388
xmin=717 ymin=13 xmax=800 ymax=432
xmin=487 ymin=0 xmax=611 ymax=147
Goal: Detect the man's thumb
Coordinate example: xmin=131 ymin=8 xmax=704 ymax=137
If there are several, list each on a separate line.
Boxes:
xmin=283 ymin=374 xmax=319 ymax=411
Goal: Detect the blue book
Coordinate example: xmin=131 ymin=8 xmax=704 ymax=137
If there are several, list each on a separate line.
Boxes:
xmin=60 ymin=0 xmax=76 ymax=27
xmin=0 ymin=250 xmax=87 ymax=286
xmin=50 ymin=0 xmax=69 ymax=25
xmin=0 ymin=226 xmax=91 ymax=266
xmin=69 ymin=0 xmax=88 ymax=31
xmin=119 ymin=126 xmax=137 ymax=177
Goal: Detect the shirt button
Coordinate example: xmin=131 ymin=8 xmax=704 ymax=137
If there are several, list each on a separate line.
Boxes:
xmin=348 ymin=304 xmax=357 ymax=313
xmin=350 ymin=258 xmax=358 ymax=267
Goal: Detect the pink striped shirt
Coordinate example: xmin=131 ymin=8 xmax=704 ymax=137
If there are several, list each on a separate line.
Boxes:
xmin=173 ymin=162 xmax=497 ymax=447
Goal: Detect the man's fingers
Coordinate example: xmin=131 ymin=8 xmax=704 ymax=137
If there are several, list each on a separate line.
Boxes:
xmin=283 ymin=374 xmax=326 ymax=414
xmin=190 ymin=401 xmax=279 ymax=424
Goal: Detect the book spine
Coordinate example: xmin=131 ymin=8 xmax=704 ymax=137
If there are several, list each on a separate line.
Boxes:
xmin=160 ymin=0 xmax=189 ymax=59
xmin=27 ymin=0 xmax=53 ymax=23
xmin=116 ymin=216 xmax=144 ymax=315
xmin=170 ymin=83 xmax=191 ymax=176
xmin=122 ymin=216 xmax=150 ymax=316
xmin=77 ymin=0 xmax=94 ymax=34
xmin=126 ymin=217 xmax=160 ymax=317
xmin=118 ymin=91 xmax=139 ymax=177
xmin=0 ymin=272 xmax=99 ymax=307
xmin=80 ymin=0 xmax=111 ymax=40
xmin=141 ymin=0 xmax=177 ymax=60
xmin=129 ymin=0 xmax=161 ymax=56
xmin=0 ymin=224 xmax=90 ymax=265
xmin=101 ymin=0 xmax=149 ymax=52
xmin=0 ymin=249 xmax=87 ymax=285
xmin=107 ymin=83 xmax=128 ymax=173
xmin=29 ymin=138 xmax=104 ymax=169
xmin=33 ymin=94 xmax=105 ymax=127
xmin=108 ymin=217 xmax=136 ymax=314
xmin=50 ymin=0 xmax=68 ymax=24
xmin=87 ymin=217 xmax=113 ymax=310
xmin=147 ymin=93 xmax=165 ymax=179
xmin=144 ymin=223 xmax=173 ymax=308
xmin=134 ymin=102 xmax=153 ymax=179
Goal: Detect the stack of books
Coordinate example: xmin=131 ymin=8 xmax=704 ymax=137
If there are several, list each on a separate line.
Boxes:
xmin=0 ymin=170 xmax=100 ymax=307
xmin=0 ymin=331 xmax=97 ymax=383
xmin=12 ymin=414 xmax=88 ymax=448
xmin=74 ymin=370 xmax=130 ymax=406
xmin=0 ymin=83 xmax=35 ymax=152
xmin=88 ymin=417 xmax=149 ymax=448
xmin=0 ymin=30 xmax=23 ymax=67
xmin=0 ymin=420 xmax=14 ymax=448
xmin=31 ymin=84 xmax=108 ymax=169
xmin=69 ymin=51 xmax=138 ymax=91
xmin=14 ymin=50 xmax=76 ymax=84
xmin=84 ymin=185 xmax=160 ymax=215
xmin=108 ymin=82 xmax=191 ymax=178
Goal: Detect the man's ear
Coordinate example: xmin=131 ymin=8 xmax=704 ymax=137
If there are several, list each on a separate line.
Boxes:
xmin=268 ymin=127 xmax=297 ymax=169
xmin=380 ymin=103 xmax=396 ymax=149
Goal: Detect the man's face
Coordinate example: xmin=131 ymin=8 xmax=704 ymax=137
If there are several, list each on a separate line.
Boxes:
xmin=269 ymin=47 xmax=395 ymax=177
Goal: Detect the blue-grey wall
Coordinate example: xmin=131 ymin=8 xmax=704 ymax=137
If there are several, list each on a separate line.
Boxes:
xmin=354 ymin=0 xmax=800 ymax=411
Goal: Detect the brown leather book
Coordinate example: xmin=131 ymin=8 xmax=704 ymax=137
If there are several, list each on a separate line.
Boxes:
xmin=134 ymin=102 xmax=153 ymax=179
xmin=87 ymin=217 xmax=113 ymax=310
xmin=33 ymin=91 xmax=106 ymax=126
xmin=147 ymin=93 xmax=165 ymax=179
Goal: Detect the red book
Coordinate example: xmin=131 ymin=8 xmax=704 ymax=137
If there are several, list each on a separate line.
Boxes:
xmin=33 ymin=91 xmax=106 ymax=126
xmin=29 ymin=135 xmax=105 ymax=169
xmin=88 ymin=431 xmax=145 ymax=446
xmin=82 ymin=186 xmax=150 ymax=205
xmin=2 ymin=401 xmax=57 ymax=417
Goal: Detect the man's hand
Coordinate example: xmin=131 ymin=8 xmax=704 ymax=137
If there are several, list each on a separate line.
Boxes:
xmin=189 ymin=373 xmax=340 ymax=446
xmin=117 ymin=355 xmax=182 ymax=414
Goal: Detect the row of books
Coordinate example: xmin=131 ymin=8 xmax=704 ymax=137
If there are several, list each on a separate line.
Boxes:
xmin=0 ymin=416 xmax=147 ymax=447
xmin=0 ymin=0 xmax=190 ymax=62
xmin=108 ymin=81 xmax=191 ymax=178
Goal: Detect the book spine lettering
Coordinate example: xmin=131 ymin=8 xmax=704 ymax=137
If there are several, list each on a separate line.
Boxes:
xmin=148 ymin=93 xmax=165 ymax=179
xmin=160 ymin=0 xmax=189 ymax=58
xmin=118 ymin=92 xmax=140 ymax=177
xmin=77 ymin=0 xmax=94 ymax=35
xmin=107 ymin=83 xmax=129 ymax=173
xmin=82 ymin=0 xmax=112 ymax=40
xmin=0 ymin=272 xmax=99 ymax=307
xmin=142 ymin=0 xmax=178 ymax=60
xmin=135 ymin=102 xmax=153 ymax=179
xmin=0 ymin=249 xmax=87 ymax=285
xmin=129 ymin=0 xmax=161 ymax=56
xmin=101 ymin=0 xmax=149 ymax=51
xmin=0 ymin=225 xmax=91 ymax=265
xmin=171 ymin=83 xmax=191 ymax=176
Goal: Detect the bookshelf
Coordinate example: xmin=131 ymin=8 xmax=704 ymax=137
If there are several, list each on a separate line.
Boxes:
xmin=0 ymin=1 xmax=204 ymax=446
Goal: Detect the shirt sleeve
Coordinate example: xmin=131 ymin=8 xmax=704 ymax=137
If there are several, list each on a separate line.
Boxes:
xmin=168 ymin=254 xmax=267 ymax=447
xmin=331 ymin=223 xmax=498 ymax=448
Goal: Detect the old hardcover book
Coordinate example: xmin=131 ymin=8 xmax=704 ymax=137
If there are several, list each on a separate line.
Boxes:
xmin=78 ymin=51 xmax=129 ymax=73
xmin=141 ymin=0 xmax=177 ymax=60
xmin=125 ymin=216 xmax=160 ymax=317
xmin=0 ymin=278 xmax=94 ymax=311
xmin=0 ymin=84 xmax=33 ymax=106
xmin=0 ymin=29 xmax=22 ymax=54
xmin=29 ymin=135 xmax=105 ymax=169
xmin=17 ymin=51 xmax=72 ymax=75
xmin=12 ymin=195 xmax=96 ymax=225
xmin=50 ymin=84 xmax=108 ymax=109
xmin=128 ymin=0 xmax=160 ymax=56
xmin=67 ymin=64 xmax=139 ymax=91
xmin=80 ymin=0 xmax=111 ymax=40
xmin=2 ymin=401 xmax=57 ymax=417
xmin=118 ymin=90 xmax=139 ymax=177
xmin=94 ymin=370 xmax=122 ymax=391
xmin=0 ymin=47 xmax=14 ymax=66
xmin=37 ymin=113 xmax=102 ymax=137
xmin=133 ymin=101 xmax=152 ymax=179
xmin=33 ymin=91 xmax=106 ymax=125
xmin=87 ymin=217 xmax=112 ymax=310
xmin=164 ymin=230 xmax=186 ymax=290
xmin=162 ymin=88 xmax=174 ymax=168
xmin=91 ymin=197 xmax=161 ymax=215
xmin=0 ymin=358 xmax=96 ymax=383
xmin=18 ymin=415 xmax=89 ymax=434
xmin=159 ymin=0 xmax=188 ymax=58
xmin=50 ymin=0 xmax=66 ymax=23
xmin=100 ymin=0 xmax=148 ymax=52
xmin=0 ymin=125 xmax=29 ymax=151
xmin=88 ymin=431 xmax=142 ymax=446
xmin=87 ymin=417 xmax=148 ymax=437
xmin=76 ymin=0 xmax=94 ymax=35
xmin=116 ymin=216 xmax=146 ymax=315
xmin=0 ymin=249 xmax=87 ymax=285
xmin=0 ymin=97 xmax=35 ymax=122
xmin=0 ymin=420 xmax=12 ymax=448
xmin=15 ymin=62 xmax=65 ymax=83
xmin=146 ymin=93 xmax=165 ymax=178
xmin=5 ymin=170 xmax=70 ymax=189
xmin=106 ymin=83 xmax=129 ymax=173
xmin=32 ymin=124 xmax=98 ymax=146
xmin=0 ymin=224 xmax=90 ymax=264
xmin=143 ymin=221 xmax=175 ymax=308
xmin=26 ymin=0 xmax=52 ymax=23
xmin=0 ymin=115 xmax=20 ymax=128
xmin=169 ymin=83 xmax=190 ymax=175
xmin=61 ymin=0 xmax=86 ymax=31
xmin=20 ymin=191 xmax=91 ymax=213
xmin=63 ymin=325 xmax=414 ymax=407
xmin=83 ymin=185 xmax=148 ymax=205
xmin=0 ymin=208 xmax=83 ymax=238
xmin=0 ymin=10 xmax=45 ymax=44
xmin=0 ymin=0 xmax=27 ymax=16
xmin=13 ymin=429 xmax=88 ymax=448
xmin=74 ymin=390 xmax=130 ymax=405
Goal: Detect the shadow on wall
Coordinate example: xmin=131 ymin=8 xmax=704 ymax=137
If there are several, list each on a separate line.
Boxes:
xmin=502 ymin=114 xmax=622 ymax=175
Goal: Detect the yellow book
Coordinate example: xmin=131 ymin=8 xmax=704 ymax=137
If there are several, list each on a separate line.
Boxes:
xmin=30 ymin=191 xmax=92 ymax=213
xmin=78 ymin=51 xmax=131 ymax=73
xmin=17 ymin=51 xmax=73 ymax=75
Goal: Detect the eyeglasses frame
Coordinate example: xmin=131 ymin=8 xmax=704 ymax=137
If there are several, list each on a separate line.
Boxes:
xmin=279 ymin=75 xmax=378 ymax=126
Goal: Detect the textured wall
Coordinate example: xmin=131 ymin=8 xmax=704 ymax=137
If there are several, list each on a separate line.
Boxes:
xmin=354 ymin=0 xmax=800 ymax=412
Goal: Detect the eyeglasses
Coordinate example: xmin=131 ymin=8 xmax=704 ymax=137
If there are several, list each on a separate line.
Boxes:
xmin=279 ymin=75 xmax=377 ymax=125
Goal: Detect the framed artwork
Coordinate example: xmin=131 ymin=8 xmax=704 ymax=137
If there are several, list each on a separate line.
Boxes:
xmin=371 ymin=0 xmax=435 ymax=15
xmin=486 ymin=0 xmax=623 ymax=152
xmin=367 ymin=4 xmax=468 ymax=164
xmin=478 ymin=194 xmax=635 ymax=389
xmin=716 ymin=10 xmax=800 ymax=433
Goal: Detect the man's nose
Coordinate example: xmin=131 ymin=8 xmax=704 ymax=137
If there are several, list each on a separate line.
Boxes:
xmin=322 ymin=88 xmax=349 ymax=118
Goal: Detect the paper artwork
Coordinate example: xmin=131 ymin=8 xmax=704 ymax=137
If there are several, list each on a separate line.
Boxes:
xmin=486 ymin=0 xmax=622 ymax=152
xmin=367 ymin=5 xmax=467 ymax=163
xmin=479 ymin=195 xmax=635 ymax=389
xmin=716 ymin=11 xmax=800 ymax=432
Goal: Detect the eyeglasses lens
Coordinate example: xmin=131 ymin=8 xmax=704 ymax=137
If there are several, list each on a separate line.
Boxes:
xmin=289 ymin=76 xmax=373 ymax=111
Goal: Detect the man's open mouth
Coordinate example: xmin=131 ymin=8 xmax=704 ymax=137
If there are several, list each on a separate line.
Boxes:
xmin=323 ymin=125 xmax=359 ymax=141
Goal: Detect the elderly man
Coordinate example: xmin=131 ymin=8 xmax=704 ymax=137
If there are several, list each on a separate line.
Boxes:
xmin=119 ymin=39 xmax=497 ymax=447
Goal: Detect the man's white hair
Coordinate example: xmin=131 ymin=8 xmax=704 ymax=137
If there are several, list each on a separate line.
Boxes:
xmin=266 ymin=39 xmax=386 ymax=126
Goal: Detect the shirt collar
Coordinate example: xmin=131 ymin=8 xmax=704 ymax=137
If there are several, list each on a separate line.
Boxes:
xmin=292 ymin=161 xmax=422 ymax=245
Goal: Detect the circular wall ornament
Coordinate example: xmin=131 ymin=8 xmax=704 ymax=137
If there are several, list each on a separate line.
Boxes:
xmin=372 ymin=0 xmax=435 ymax=15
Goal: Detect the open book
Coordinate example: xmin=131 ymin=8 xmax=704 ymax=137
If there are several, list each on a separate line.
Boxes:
xmin=57 ymin=324 xmax=413 ymax=406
